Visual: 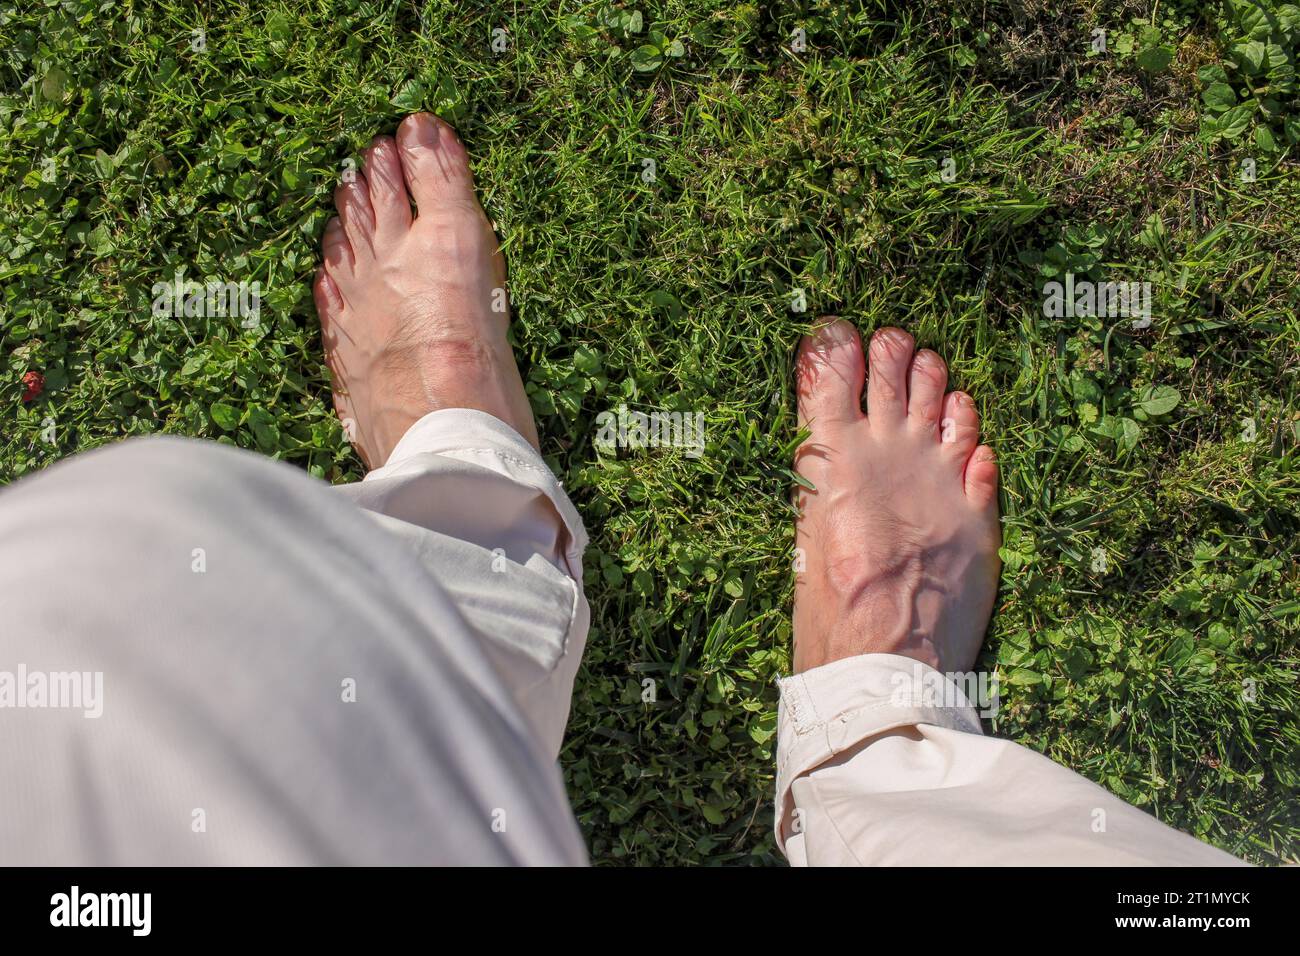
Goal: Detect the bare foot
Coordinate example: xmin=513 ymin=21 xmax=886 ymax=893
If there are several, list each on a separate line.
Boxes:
xmin=314 ymin=113 xmax=538 ymax=469
xmin=792 ymin=321 xmax=1001 ymax=675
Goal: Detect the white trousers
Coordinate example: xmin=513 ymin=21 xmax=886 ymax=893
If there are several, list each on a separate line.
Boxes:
xmin=0 ymin=410 xmax=1240 ymax=865
xmin=776 ymin=656 xmax=1242 ymax=864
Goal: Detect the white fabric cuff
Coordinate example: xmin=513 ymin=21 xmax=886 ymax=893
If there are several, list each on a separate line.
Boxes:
xmin=365 ymin=408 xmax=588 ymax=578
xmin=774 ymin=653 xmax=985 ymax=854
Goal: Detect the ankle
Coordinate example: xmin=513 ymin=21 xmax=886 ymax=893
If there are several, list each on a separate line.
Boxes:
xmin=796 ymin=621 xmax=943 ymax=674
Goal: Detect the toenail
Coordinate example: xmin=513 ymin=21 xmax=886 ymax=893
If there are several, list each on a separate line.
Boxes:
xmin=817 ymin=321 xmax=856 ymax=349
xmin=407 ymin=117 xmax=439 ymax=148
xmin=873 ymin=329 xmax=908 ymax=353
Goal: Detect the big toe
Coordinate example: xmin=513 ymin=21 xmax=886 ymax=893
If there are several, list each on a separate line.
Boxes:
xmin=395 ymin=113 xmax=476 ymax=211
xmin=796 ymin=319 xmax=866 ymax=432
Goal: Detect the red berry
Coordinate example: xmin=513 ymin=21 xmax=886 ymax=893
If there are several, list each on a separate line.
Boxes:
xmin=21 ymin=370 xmax=44 ymax=403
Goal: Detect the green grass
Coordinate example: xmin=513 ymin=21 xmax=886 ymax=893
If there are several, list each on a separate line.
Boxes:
xmin=2 ymin=0 xmax=1297 ymax=865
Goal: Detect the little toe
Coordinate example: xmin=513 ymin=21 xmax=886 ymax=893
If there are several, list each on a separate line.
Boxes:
xmin=964 ymin=444 xmax=999 ymax=509
xmin=865 ymin=327 xmax=914 ymax=427
xmin=906 ymin=348 xmax=948 ymax=435
xmin=313 ymin=266 xmax=345 ymax=317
